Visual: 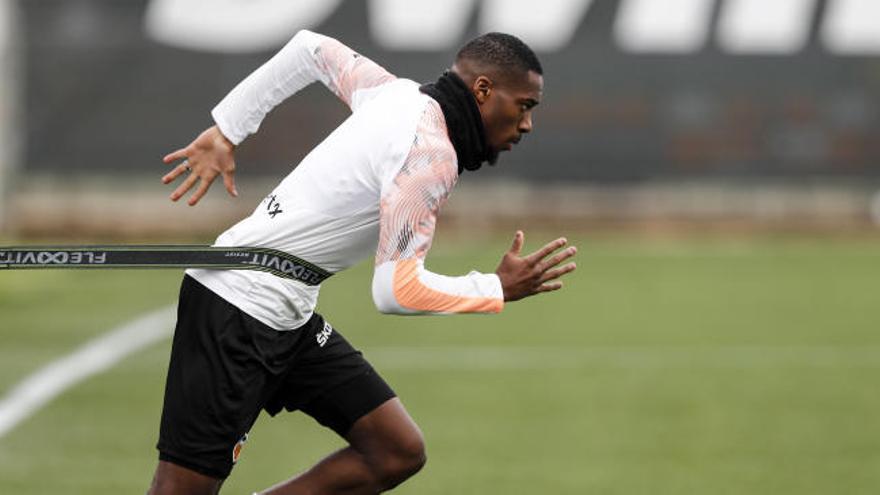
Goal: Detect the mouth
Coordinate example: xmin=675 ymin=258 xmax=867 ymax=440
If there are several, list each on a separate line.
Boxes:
xmin=503 ymin=137 xmax=521 ymax=151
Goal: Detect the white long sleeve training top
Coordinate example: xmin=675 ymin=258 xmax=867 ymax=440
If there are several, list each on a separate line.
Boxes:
xmin=187 ymin=30 xmax=504 ymax=331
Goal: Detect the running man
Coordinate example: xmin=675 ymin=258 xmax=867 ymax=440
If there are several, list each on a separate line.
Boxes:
xmin=150 ymin=30 xmax=577 ymax=494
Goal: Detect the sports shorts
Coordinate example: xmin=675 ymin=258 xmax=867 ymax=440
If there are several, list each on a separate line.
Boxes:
xmin=156 ymin=275 xmax=396 ymax=479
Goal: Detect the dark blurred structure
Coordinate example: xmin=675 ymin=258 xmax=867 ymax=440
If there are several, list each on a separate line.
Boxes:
xmin=19 ymin=0 xmax=880 ymax=184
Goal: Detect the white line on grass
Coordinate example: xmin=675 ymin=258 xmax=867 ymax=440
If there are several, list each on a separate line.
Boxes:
xmin=0 ymin=304 xmax=176 ymax=439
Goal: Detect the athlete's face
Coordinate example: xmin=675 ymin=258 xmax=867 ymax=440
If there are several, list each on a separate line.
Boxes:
xmin=473 ymin=70 xmax=543 ymax=163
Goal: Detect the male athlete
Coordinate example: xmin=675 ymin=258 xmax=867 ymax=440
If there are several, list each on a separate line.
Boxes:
xmin=150 ymin=30 xmax=577 ymax=494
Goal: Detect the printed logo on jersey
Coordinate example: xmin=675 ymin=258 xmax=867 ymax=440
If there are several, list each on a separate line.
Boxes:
xmin=263 ymin=194 xmax=284 ymax=218
xmin=232 ymin=433 xmax=248 ymax=464
xmin=316 ymin=321 xmax=333 ymax=347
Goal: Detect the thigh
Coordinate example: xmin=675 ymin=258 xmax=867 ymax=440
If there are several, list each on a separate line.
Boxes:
xmin=157 ymin=275 xmax=301 ymax=479
xmin=266 ymin=314 xmax=397 ymax=437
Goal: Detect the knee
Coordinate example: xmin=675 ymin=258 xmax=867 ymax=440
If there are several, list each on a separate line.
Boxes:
xmin=373 ymin=432 xmax=427 ymax=489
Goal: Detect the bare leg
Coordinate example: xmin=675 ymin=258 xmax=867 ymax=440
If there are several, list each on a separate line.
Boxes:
xmin=147 ymin=460 xmax=224 ymax=495
xmin=260 ymin=398 xmax=427 ymax=494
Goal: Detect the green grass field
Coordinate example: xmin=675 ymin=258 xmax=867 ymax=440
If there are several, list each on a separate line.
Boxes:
xmin=1 ymin=235 xmax=879 ymax=494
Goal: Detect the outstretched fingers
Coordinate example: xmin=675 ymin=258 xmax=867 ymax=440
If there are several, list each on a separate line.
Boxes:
xmin=539 ymin=262 xmax=577 ymax=284
xmin=163 ymin=147 xmax=188 ymax=164
xmin=162 ymin=146 xmax=190 ymax=187
xmin=169 ymin=172 xmax=199 ymax=202
xmin=222 ymin=170 xmax=239 ymax=198
xmin=538 ymin=246 xmax=578 ymax=272
xmin=535 ymin=281 xmax=564 ymax=293
xmin=162 ymin=126 xmax=239 ymax=206
xmin=525 ymin=237 xmax=568 ymax=266
xmin=508 ymin=230 xmax=525 ymax=256
xmin=162 ymin=161 xmax=190 ymax=185
xmin=531 ymin=243 xmax=577 ymax=296
xmin=187 ymin=176 xmax=215 ymax=206
xmin=495 ymin=231 xmax=579 ymax=302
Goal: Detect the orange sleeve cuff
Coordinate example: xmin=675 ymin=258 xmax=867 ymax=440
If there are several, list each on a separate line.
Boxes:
xmin=392 ymin=259 xmax=503 ymax=314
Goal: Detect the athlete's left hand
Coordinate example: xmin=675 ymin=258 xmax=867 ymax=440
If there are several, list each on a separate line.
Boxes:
xmin=495 ymin=231 xmax=577 ymax=302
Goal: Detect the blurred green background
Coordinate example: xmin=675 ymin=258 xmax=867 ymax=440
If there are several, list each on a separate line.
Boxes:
xmin=4 ymin=3 xmax=880 ymax=492
xmin=2 ymin=234 xmax=879 ymax=494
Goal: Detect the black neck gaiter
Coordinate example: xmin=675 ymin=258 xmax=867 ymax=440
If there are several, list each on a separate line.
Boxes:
xmin=419 ymin=71 xmax=492 ymax=174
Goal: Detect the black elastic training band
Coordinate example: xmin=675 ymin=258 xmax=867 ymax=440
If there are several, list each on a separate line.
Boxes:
xmin=0 ymin=245 xmax=332 ymax=286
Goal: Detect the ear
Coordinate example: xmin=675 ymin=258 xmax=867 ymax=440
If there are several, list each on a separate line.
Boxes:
xmin=472 ymin=76 xmax=493 ymax=104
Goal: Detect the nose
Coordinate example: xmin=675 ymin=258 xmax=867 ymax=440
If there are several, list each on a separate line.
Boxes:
xmin=518 ymin=112 xmax=533 ymax=134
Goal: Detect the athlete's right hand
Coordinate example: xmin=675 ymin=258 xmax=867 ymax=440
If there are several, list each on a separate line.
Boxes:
xmin=495 ymin=231 xmax=577 ymax=302
xmin=162 ymin=125 xmax=238 ymax=206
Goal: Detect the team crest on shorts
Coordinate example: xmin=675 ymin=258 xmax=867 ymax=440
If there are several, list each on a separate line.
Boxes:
xmin=232 ymin=433 xmax=248 ymax=464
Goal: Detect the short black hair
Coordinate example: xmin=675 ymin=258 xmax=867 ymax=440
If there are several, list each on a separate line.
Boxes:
xmin=456 ymin=32 xmax=543 ymax=76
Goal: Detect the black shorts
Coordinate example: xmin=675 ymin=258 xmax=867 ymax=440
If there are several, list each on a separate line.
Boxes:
xmin=156 ymin=275 xmax=396 ymax=479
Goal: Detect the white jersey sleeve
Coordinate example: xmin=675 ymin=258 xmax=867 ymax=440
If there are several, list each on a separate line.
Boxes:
xmin=371 ymin=101 xmax=505 ymax=315
xmin=211 ymin=29 xmax=396 ymax=145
